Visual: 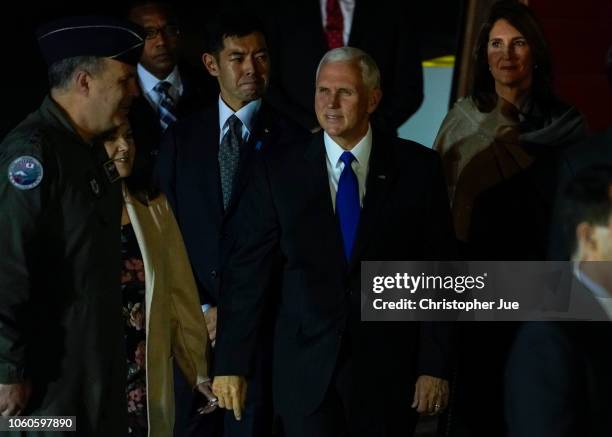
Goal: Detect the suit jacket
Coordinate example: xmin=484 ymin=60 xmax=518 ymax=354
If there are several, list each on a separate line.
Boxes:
xmin=124 ymin=189 xmax=209 ymax=437
xmin=469 ymin=149 xmax=564 ymax=260
xmin=548 ymin=126 xmax=612 ymax=260
xmin=264 ymin=0 xmax=423 ymax=132
xmin=214 ymin=129 xmax=455 ymax=418
xmin=129 ymin=63 xmax=215 ymax=161
xmin=506 ymin=320 xmax=612 ymax=437
xmin=156 ymin=101 xmax=306 ymax=306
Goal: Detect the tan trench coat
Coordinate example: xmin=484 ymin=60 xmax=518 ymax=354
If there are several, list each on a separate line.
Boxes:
xmin=124 ymin=188 xmax=209 ymax=437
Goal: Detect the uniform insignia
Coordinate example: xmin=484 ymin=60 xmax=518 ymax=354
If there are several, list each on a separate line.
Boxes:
xmin=8 ymin=156 xmax=44 ymax=190
xmin=103 ymin=159 xmax=120 ymax=183
xmin=89 ymin=178 xmax=101 ymax=196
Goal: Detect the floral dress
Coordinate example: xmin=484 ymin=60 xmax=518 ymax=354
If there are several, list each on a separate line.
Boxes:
xmin=121 ymin=223 xmax=148 ymax=436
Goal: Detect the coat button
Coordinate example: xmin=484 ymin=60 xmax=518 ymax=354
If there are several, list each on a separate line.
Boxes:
xmin=211 ymin=270 xmax=218 ymax=279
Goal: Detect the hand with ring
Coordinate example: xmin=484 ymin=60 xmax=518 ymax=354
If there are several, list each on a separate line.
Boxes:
xmin=411 ymin=375 xmax=449 ymax=416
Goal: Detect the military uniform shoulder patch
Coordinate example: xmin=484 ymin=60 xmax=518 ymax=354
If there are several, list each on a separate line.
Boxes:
xmin=8 ymin=156 xmax=44 ymax=190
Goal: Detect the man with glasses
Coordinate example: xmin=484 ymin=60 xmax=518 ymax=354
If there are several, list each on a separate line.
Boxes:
xmin=128 ymin=1 xmax=214 ymax=160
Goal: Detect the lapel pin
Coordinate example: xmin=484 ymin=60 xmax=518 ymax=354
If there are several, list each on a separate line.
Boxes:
xmin=89 ymin=178 xmax=101 ymax=196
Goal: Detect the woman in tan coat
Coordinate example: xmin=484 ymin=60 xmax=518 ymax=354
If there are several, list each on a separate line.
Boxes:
xmin=102 ymin=122 xmax=216 ymax=437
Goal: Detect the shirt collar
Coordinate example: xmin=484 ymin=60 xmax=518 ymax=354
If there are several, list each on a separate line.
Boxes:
xmin=218 ymin=96 xmax=262 ymax=135
xmin=573 ymin=261 xmax=612 ymax=299
xmin=324 ymin=124 xmax=372 ymax=168
xmin=137 ymin=64 xmax=183 ymax=95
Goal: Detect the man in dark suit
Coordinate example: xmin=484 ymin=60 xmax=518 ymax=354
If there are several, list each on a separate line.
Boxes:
xmin=263 ymin=0 xmax=423 ymax=133
xmin=128 ymin=1 xmax=215 ymax=161
xmin=548 ymin=45 xmax=612 ymax=261
xmin=213 ymin=47 xmax=453 ymax=437
xmin=156 ymin=12 xmax=305 ymax=437
xmin=505 ymin=165 xmax=612 ymax=436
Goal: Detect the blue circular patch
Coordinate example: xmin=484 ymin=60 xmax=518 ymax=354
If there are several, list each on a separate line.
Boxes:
xmin=8 ymin=156 xmax=44 ymax=190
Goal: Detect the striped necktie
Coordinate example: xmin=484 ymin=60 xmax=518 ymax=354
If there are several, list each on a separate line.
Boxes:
xmin=154 ymin=81 xmax=177 ymax=130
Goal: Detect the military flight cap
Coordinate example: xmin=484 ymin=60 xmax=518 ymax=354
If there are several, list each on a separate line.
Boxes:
xmin=36 ymin=16 xmax=145 ymax=66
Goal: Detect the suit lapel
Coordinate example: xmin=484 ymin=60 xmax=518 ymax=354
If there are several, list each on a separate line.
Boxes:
xmin=305 ymin=133 xmax=346 ymax=267
xmin=347 ymin=0 xmax=365 ymax=45
xmin=196 ymin=108 xmax=224 ymax=225
xmin=225 ymin=104 xmax=271 ymax=216
xmin=349 ymin=131 xmax=397 ymax=271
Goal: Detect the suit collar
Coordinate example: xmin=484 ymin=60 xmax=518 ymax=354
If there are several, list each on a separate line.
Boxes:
xmin=305 ymin=129 xmax=399 ymax=271
xmin=218 ymin=97 xmax=262 ymax=141
xmin=137 ymin=64 xmax=183 ymax=96
xmin=348 ymin=129 xmax=398 ymax=270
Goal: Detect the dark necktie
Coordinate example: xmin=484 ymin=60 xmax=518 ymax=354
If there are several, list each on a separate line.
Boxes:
xmin=218 ymin=114 xmax=243 ymax=210
xmin=325 ymin=0 xmax=344 ymax=49
xmin=154 ymin=81 xmax=177 ymax=130
xmin=336 ymin=151 xmax=360 ymax=260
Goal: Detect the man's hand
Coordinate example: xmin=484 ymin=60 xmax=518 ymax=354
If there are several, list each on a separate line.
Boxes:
xmin=203 ymin=306 xmax=217 ymax=346
xmin=212 ymin=376 xmax=247 ymax=421
xmin=195 ymin=379 xmax=218 ymax=415
xmin=411 ymin=375 xmax=449 ymax=416
xmin=0 ymin=382 xmax=31 ymax=416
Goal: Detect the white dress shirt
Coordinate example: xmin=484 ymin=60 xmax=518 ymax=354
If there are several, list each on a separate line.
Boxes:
xmin=319 ymin=0 xmax=355 ymax=46
xmin=324 ymin=125 xmax=372 ymax=211
xmin=218 ymin=97 xmax=262 ymax=144
xmin=137 ymin=64 xmax=184 ymax=118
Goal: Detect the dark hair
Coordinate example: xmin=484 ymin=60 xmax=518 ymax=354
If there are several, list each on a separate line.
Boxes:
xmin=471 ymin=0 xmax=555 ymax=112
xmin=126 ymin=1 xmax=179 ymax=25
xmin=124 ymin=143 xmax=160 ymax=206
xmin=204 ymin=11 xmax=267 ymax=56
xmin=97 ymin=126 xmax=160 ymax=206
xmin=48 ymin=56 xmax=105 ymax=90
xmin=563 ymin=165 xmax=612 ymax=256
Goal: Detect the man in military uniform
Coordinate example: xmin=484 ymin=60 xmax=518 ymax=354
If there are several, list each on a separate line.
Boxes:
xmin=0 ymin=16 xmax=143 ymax=436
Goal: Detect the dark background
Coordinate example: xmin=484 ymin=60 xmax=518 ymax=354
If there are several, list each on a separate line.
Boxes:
xmin=0 ymin=0 xmax=463 ymax=138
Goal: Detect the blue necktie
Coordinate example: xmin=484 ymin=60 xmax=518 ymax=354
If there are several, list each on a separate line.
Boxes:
xmin=336 ymin=151 xmax=360 ymax=260
xmin=154 ymin=81 xmax=177 ymax=130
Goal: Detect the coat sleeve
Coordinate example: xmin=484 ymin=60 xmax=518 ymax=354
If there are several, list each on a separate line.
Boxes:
xmin=417 ymin=151 xmax=456 ymax=379
xmin=214 ymin=154 xmax=281 ymax=376
xmin=0 ymin=134 xmax=53 ymax=383
xmin=164 ymin=197 xmax=210 ymax=386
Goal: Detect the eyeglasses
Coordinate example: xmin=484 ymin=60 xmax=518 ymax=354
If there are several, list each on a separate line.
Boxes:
xmin=143 ymin=25 xmax=180 ymax=40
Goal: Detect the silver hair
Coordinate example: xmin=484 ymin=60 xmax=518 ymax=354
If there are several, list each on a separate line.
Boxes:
xmin=316 ymin=46 xmax=381 ymax=90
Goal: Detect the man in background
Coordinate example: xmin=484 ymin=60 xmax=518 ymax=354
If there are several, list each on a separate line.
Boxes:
xmin=506 ymin=165 xmax=612 ymax=436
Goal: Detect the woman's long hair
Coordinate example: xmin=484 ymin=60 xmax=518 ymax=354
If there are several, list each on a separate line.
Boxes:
xmin=124 ymin=141 xmax=161 ymax=205
xmin=471 ymin=0 xmax=557 ymax=112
